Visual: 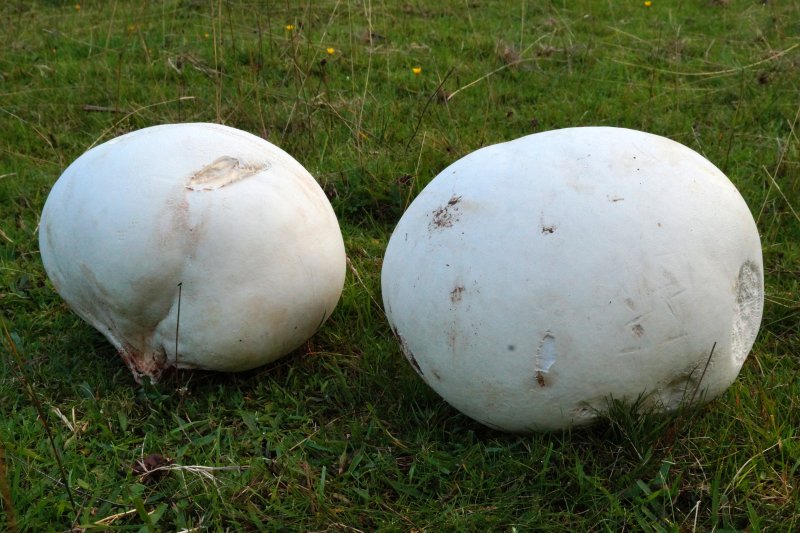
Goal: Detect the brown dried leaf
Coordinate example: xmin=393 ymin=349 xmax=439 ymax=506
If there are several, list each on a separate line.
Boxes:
xmin=131 ymin=453 xmax=174 ymax=484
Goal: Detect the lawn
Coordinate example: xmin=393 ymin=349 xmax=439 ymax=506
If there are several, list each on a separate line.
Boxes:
xmin=1 ymin=0 xmax=799 ymax=530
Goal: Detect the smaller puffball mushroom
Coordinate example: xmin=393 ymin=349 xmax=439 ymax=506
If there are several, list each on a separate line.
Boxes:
xmin=381 ymin=127 xmax=764 ymax=432
xmin=40 ymin=123 xmax=346 ymax=383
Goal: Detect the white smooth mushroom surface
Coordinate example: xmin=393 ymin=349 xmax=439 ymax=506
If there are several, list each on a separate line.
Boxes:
xmin=40 ymin=123 xmax=346 ymax=383
xmin=381 ymin=127 xmax=764 ymax=432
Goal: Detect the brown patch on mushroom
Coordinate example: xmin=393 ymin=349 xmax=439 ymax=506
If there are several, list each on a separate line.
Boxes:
xmin=632 ymin=324 xmax=645 ymax=337
xmin=429 ymin=195 xmax=462 ymax=230
xmin=450 ymin=285 xmax=465 ymax=303
xmin=535 ymin=371 xmax=546 ymax=387
xmin=541 ymin=225 xmax=556 ymax=234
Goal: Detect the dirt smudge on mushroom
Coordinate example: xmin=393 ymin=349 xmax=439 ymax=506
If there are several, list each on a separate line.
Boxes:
xmin=539 ymin=211 xmax=557 ymax=235
xmin=450 ymin=285 xmax=465 ymax=303
xmin=429 ymin=194 xmax=462 ymax=231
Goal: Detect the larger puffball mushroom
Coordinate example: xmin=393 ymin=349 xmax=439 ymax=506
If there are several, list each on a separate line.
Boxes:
xmin=381 ymin=127 xmax=763 ymax=432
xmin=40 ymin=123 xmax=346 ymax=383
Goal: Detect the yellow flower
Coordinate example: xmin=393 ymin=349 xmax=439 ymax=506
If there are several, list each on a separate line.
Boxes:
xmin=74 ymin=3 xmax=81 ymax=9
xmin=285 ymin=24 xmax=295 ymax=31
xmin=326 ymin=47 xmax=335 ymax=55
xmin=412 ymin=66 xmax=422 ymax=75
xmin=203 ymin=32 xmax=210 ymax=39
xmin=644 ymin=1 xmax=652 ymax=6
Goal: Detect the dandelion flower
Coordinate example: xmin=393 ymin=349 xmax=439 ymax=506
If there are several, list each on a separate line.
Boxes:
xmin=75 ymin=4 xmax=81 ymax=9
xmin=285 ymin=24 xmax=295 ymax=31
xmin=412 ymin=66 xmax=422 ymax=75
xmin=326 ymin=47 xmax=335 ymax=55
xmin=644 ymin=1 xmax=652 ymax=6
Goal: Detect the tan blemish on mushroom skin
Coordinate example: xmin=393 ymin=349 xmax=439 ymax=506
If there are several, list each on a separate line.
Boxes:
xmin=186 ymin=156 xmax=269 ymax=191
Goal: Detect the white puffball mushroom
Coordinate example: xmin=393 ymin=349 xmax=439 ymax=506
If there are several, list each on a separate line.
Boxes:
xmin=40 ymin=123 xmax=346 ymax=383
xmin=381 ymin=127 xmax=764 ymax=432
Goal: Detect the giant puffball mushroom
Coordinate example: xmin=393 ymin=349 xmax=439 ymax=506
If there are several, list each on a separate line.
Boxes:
xmin=381 ymin=127 xmax=764 ymax=432
xmin=40 ymin=123 xmax=346 ymax=383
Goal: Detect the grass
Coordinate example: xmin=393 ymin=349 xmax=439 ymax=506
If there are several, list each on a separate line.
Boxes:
xmin=1 ymin=0 xmax=799 ymax=530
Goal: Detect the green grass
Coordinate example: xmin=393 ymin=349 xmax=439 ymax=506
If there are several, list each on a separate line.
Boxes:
xmin=1 ymin=0 xmax=799 ymax=530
